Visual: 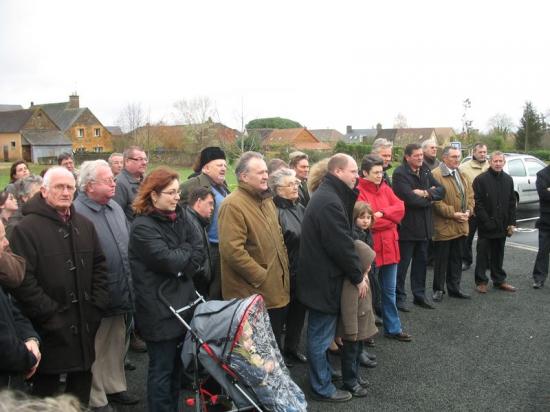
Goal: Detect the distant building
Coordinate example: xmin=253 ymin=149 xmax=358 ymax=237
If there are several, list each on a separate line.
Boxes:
xmin=375 ymin=127 xmax=456 ymax=147
xmin=344 ymin=125 xmax=378 ymax=144
xmin=0 ymin=105 xmax=23 ymax=112
xmin=309 ymin=129 xmax=345 ymax=147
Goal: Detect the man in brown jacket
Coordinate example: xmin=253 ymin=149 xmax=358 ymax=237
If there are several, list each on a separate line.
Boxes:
xmin=431 ymin=146 xmax=474 ymax=301
xmin=218 ymin=151 xmax=290 ymax=348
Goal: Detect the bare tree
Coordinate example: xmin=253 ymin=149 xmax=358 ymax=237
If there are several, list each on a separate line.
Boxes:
xmin=487 ymin=113 xmax=514 ymax=136
xmin=117 ymin=102 xmax=145 ymax=138
xmin=173 ymin=96 xmax=220 ymax=149
xmin=393 ymin=113 xmax=408 ymax=128
xmin=461 ymin=98 xmax=473 ymax=143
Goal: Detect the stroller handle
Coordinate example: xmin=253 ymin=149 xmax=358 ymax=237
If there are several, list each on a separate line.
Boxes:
xmin=157 ymin=279 xmax=205 ymax=314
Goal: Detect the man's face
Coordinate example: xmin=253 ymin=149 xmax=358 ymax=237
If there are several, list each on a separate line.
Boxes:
xmin=194 ymin=194 xmax=215 ymax=219
xmin=41 ymin=170 xmax=76 ymax=212
xmin=334 ymin=157 xmax=359 ymax=190
xmin=88 ymin=166 xmax=116 ymax=205
xmin=377 ymin=148 xmax=392 ymax=168
xmin=203 ymin=159 xmax=227 ymax=185
xmin=443 ymin=149 xmax=461 ymax=170
xmin=293 ymin=159 xmax=309 ymax=181
xmin=61 ymin=157 xmax=75 ymax=172
xmin=423 ymin=143 xmax=437 ymax=159
xmin=490 ymin=154 xmax=506 ymax=172
xmin=241 ymin=158 xmax=269 ymax=192
xmin=473 ymin=145 xmax=488 ymax=162
xmin=125 ymin=150 xmax=148 ymax=176
xmin=109 ymin=155 xmax=124 ymax=176
xmin=406 ymin=149 xmax=424 ymax=170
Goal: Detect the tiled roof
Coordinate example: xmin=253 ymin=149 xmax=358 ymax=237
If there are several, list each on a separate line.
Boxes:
xmin=0 ymin=109 xmax=33 ymax=133
xmin=263 ymin=128 xmax=331 ymax=150
xmin=106 ymin=126 xmax=123 ymax=135
xmin=309 ymin=129 xmax=345 ymax=143
xmin=21 ymin=130 xmax=72 ymax=146
xmin=33 ymin=102 xmax=86 ymax=132
xmin=0 ymin=104 xmax=23 ymax=112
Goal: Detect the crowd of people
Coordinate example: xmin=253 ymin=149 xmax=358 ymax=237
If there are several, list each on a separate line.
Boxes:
xmin=0 ymin=138 xmax=547 ymax=410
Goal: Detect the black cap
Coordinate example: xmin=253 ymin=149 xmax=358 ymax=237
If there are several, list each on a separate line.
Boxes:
xmin=199 ymin=147 xmax=226 ymax=171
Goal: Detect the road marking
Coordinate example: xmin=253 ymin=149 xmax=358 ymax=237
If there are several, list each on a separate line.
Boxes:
xmin=506 ymin=241 xmax=538 ymax=252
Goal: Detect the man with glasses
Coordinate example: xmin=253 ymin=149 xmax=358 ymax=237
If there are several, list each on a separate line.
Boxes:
xmin=8 ymin=166 xmax=108 ymax=405
xmin=114 ymin=146 xmax=147 ymax=222
xmin=74 ymin=160 xmax=138 ymax=410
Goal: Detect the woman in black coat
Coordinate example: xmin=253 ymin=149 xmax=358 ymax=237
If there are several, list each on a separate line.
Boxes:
xmin=268 ymin=168 xmax=307 ymax=363
xmin=129 ymin=167 xmax=202 ymax=412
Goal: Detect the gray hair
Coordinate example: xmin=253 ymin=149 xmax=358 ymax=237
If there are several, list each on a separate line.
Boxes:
xmin=79 ymin=159 xmax=111 ymax=191
xmin=123 ymin=146 xmax=144 ymax=162
xmin=421 ymin=138 xmax=437 ymax=149
xmin=268 ymin=168 xmax=296 ymax=192
xmin=490 ymin=151 xmax=505 ymax=160
xmin=235 ymin=151 xmax=264 ymax=182
xmin=42 ymin=166 xmax=75 ymax=189
xmin=15 ymin=175 xmax=43 ymax=199
xmin=371 ymin=138 xmax=393 ymax=153
xmin=108 ymin=152 xmax=123 ymax=164
xmin=441 ymin=146 xmax=460 ymax=157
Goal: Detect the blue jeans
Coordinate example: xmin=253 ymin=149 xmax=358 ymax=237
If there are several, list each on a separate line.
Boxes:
xmin=378 ymin=264 xmax=402 ymax=335
xmin=306 ymin=309 xmax=337 ymax=397
xmin=146 ymin=336 xmax=184 ymax=412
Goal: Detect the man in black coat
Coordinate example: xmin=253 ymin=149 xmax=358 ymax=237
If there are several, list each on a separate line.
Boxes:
xmin=473 ymin=152 xmax=517 ymax=293
xmin=297 ymin=154 xmax=367 ymax=402
xmin=532 ymin=164 xmax=550 ymax=288
xmin=8 ymin=166 xmax=109 ymax=405
xmin=393 ymin=143 xmax=445 ymax=311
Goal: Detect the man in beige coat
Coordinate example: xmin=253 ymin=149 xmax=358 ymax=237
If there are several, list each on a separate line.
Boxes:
xmin=218 ymin=151 xmax=290 ymax=348
xmin=432 ymin=146 xmax=475 ymax=301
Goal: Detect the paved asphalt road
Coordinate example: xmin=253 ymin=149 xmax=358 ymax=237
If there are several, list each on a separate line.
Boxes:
xmin=118 ymin=204 xmax=550 ymax=412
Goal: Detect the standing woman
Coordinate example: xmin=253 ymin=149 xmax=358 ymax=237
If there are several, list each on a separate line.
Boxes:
xmin=129 ymin=167 xmax=202 ymax=412
xmin=357 ymin=155 xmax=412 ymax=342
xmin=5 ymin=160 xmax=31 ymax=195
xmin=0 ymin=191 xmax=18 ymax=226
xmin=268 ymin=168 xmax=308 ymax=364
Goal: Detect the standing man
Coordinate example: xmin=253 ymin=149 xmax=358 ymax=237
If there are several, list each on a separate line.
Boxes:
xmin=288 ymin=151 xmax=310 ymax=207
xmin=532 ymin=163 xmax=550 ymax=288
xmin=108 ymin=153 xmax=124 ymax=178
xmin=8 ymin=166 xmax=108 ymax=405
xmin=473 ymin=152 xmax=517 ymax=293
xmin=180 ymin=146 xmax=230 ymax=299
xmin=431 ymin=147 xmax=474 ymax=301
xmin=421 ymin=139 xmax=440 ymax=170
xmin=393 ymin=143 xmax=444 ymax=311
xmin=298 ymin=154 xmax=367 ymax=402
xmin=74 ymin=160 xmax=138 ymax=410
xmin=113 ymin=146 xmax=147 ymax=222
xmin=459 ymin=143 xmax=490 ymax=270
xmin=371 ymin=138 xmax=393 ymax=187
xmin=218 ymin=152 xmax=289 ymax=347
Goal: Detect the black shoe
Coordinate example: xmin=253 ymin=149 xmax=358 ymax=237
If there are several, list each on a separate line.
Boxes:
xmin=331 ymin=369 xmax=343 ymax=382
xmin=124 ymin=360 xmax=136 ymax=371
xmin=285 ymin=350 xmax=307 ymax=363
xmin=359 ymin=352 xmax=377 ymax=368
xmin=358 ymin=375 xmax=370 ymax=388
xmin=362 ymin=349 xmax=376 ymax=361
xmin=311 ymin=389 xmax=352 ymax=403
xmin=91 ymin=405 xmax=115 ymax=412
xmin=448 ymin=291 xmax=471 ymax=299
xmin=413 ymin=299 xmax=435 ymax=309
xmin=533 ymin=280 xmax=544 ymax=289
xmin=462 ymin=262 xmax=472 ymax=271
xmin=432 ymin=290 xmax=444 ymax=302
xmin=397 ymin=302 xmax=410 ymax=312
xmin=107 ymin=391 xmax=139 ymax=405
xmin=374 ymin=315 xmax=383 ymax=326
xmin=344 ymin=384 xmax=368 ymax=398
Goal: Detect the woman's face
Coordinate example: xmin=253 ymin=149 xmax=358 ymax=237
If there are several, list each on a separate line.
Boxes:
xmin=356 ymin=213 xmax=372 ymax=230
xmin=1 ymin=193 xmax=18 ymax=212
xmin=276 ymin=176 xmax=300 ymax=201
xmin=14 ymin=163 xmax=30 ymax=180
xmin=152 ymin=179 xmax=180 ymax=212
xmin=366 ymin=165 xmax=384 ymax=185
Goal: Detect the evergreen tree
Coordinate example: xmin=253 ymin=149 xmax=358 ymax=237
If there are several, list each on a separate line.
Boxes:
xmin=516 ymin=101 xmax=546 ymax=150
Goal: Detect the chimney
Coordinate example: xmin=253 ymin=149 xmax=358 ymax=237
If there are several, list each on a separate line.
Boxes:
xmin=30 ymin=101 xmax=34 ymax=107
xmin=346 ymin=125 xmax=352 ymax=134
xmin=69 ymin=93 xmax=79 ymax=109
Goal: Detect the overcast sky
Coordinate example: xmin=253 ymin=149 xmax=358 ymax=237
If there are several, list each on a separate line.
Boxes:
xmin=1 ymin=0 xmax=548 ymax=133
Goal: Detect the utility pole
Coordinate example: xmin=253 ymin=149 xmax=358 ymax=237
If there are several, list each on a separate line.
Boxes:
xmin=525 ymin=112 xmax=529 ymax=152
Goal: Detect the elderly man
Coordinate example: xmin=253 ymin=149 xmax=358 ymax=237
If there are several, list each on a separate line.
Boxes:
xmin=288 ymin=151 xmax=310 ymax=206
xmin=459 ymin=143 xmax=490 ymax=270
xmin=393 ymin=143 xmax=444 ymax=311
xmin=422 ymin=139 xmax=440 ymax=170
xmin=298 ymin=153 xmax=368 ymax=402
xmin=371 ymin=138 xmax=393 ymax=187
xmin=431 ymin=147 xmax=474 ymax=301
xmin=8 ymin=166 xmax=108 ymax=404
xmin=218 ymin=151 xmax=289 ymax=347
xmin=74 ymin=160 xmax=138 ymax=410
xmin=180 ymin=146 xmax=230 ymax=299
xmin=113 ymin=146 xmax=147 ymax=222
xmin=473 ymin=152 xmax=517 ymax=293
xmin=108 ymin=153 xmax=124 ymax=178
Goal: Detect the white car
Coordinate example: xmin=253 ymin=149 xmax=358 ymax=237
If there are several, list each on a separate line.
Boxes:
xmin=461 ymin=153 xmax=546 ymax=205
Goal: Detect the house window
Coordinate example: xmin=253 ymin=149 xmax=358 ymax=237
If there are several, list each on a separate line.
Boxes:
xmin=11 ymin=141 xmax=16 ymax=150
xmin=94 ymin=146 xmax=103 ymax=153
xmin=94 ymin=128 xmax=101 ymax=137
xmin=77 ymin=128 xmax=84 ymax=138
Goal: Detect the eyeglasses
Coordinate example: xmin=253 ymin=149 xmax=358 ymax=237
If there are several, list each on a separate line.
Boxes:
xmin=160 ymin=190 xmax=181 ymax=197
xmin=52 ymin=184 xmax=76 ymax=192
xmin=280 ymin=181 xmax=301 ymax=188
xmin=93 ymin=177 xmax=116 ymax=185
xmin=128 ymin=157 xmax=148 ymax=163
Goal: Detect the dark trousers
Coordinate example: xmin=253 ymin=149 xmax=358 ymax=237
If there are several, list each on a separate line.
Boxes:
xmin=341 ymin=340 xmax=362 ymax=389
xmin=208 ymin=243 xmax=222 ymax=300
xmin=146 ymin=336 xmax=183 ymax=412
xmin=268 ymin=306 xmax=288 ymax=351
xmin=32 ymin=371 xmax=93 ymax=405
xmin=397 ymin=240 xmax=428 ymax=302
xmin=370 ymin=268 xmax=382 ymax=316
xmin=475 ymin=237 xmax=507 ymax=285
xmin=533 ymin=229 xmax=550 ymax=283
xmin=433 ymin=237 xmax=466 ymax=294
xmin=283 ymin=298 xmax=306 ymax=353
xmin=463 ymin=216 xmax=478 ymax=265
